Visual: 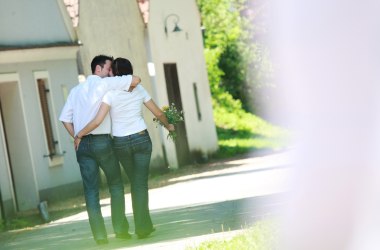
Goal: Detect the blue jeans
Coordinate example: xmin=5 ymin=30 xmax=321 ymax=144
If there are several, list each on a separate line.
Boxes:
xmin=113 ymin=130 xmax=154 ymax=235
xmin=76 ymin=134 xmax=129 ymax=240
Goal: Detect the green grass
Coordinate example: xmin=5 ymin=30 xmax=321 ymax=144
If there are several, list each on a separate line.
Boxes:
xmin=213 ymin=105 xmax=289 ymax=158
xmin=187 ymin=220 xmax=277 ymax=250
xmin=0 ymin=205 xmax=86 ymax=232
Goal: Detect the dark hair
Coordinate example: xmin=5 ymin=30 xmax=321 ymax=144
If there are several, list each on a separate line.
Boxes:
xmin=112 ymin=57 xmax=133 ymax=76
xmin=90 ymin=55 xmax=114 ymax=73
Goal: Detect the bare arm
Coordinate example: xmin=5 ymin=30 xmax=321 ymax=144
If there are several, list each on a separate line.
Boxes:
xmin=74 ymin=103 xmax=111 ymax=150
xmin=131 ymin=75 xmax=141 ymax=86
xmin=77 ymin=103 xmax=111 ymax=138
xmin=128 ymin=75 xmax=141 ymax=92
xmin=104 ymin=75 xmax=141 ymax=91
xmin=144 ymin=100 xmax=175 ymax=131
xmin=62 ymin=122 xmax=75 ymax=138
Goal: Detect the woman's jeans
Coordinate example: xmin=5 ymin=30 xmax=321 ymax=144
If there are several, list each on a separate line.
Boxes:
xmin=113 ymin=130 xmax=154 ymax=235
xmin=76 ymin=134 xmax=129 ymax=240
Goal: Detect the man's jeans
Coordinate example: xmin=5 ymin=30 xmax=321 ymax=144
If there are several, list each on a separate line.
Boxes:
xmin=76 ymin=134 xmax=129 ymax=240
xmin=113 ymin=130 xmax=154 ymax=235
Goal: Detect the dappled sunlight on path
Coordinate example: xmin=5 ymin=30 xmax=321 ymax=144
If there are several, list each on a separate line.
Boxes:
xmin=0 ymin=151 xmax=292 ymax=249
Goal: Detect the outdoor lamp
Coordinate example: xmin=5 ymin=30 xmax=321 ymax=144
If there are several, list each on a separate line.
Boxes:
xmin=164 ymin=14 xmax=182 ymax=35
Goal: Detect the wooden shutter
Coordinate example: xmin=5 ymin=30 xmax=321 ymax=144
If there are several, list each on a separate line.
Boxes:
xmin=37 ymin=79 xmax=56 ymax=156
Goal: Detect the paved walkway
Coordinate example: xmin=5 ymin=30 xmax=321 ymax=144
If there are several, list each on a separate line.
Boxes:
xmin=0 ymin=151 xmax=291 ymax=249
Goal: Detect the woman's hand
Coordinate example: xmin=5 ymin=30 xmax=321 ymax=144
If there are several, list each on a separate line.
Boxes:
xmin=74 ymin=136 xmax=82 ymax=151
xmin=166 ymin=124 xmax=175 ymax=132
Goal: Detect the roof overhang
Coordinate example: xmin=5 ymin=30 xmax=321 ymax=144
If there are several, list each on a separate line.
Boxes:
xmin=0 ymin=44 xmax=80 ymax=64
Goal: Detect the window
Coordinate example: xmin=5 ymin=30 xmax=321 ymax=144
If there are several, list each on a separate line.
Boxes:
xmin=193 ymin=83 xmax=202 ymax=121
xmin=35 ymin=72 xmax=63 ymax=167
xmin=37 ymin=79 xmax=57 ymax=157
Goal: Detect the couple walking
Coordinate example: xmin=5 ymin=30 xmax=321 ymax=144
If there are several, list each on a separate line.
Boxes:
xmin=59 ymin=55 xmax=175 ymax=245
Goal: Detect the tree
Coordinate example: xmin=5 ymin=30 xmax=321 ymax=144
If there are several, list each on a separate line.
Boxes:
xmin=197 ymin=0 xmax=273 ymax=115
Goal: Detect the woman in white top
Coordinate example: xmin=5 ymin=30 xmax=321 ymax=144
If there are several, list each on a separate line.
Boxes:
xmin=75 ymin=57 xmax=174 ymax=239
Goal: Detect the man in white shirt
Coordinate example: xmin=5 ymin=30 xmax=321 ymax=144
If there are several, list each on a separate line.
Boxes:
xmin=59 ymin=55 xmax=140 ymax=245
xmin=73 ymin=57 xmax=175 ymax=239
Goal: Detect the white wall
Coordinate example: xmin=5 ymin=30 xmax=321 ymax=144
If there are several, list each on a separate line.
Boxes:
xmin=0 ymin=0 xmax=75 ymax=46
xmin=148 ymin=0 xmax=218 ymax=158
xmin=0 ymin=81 xmax=39 ymax=211
xmin=0 ymin=56 xmax=81 ymax=210
xmin=2 ymin=60 xmax=79 ymax=186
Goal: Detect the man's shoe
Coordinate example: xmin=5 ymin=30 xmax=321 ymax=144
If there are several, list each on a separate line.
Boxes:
xmin=137 ymin=227 xmax=156 ymax=239
xmin=115 ymin=232 xmax=132 ymax=240
xmin=95 ymin=238 xmax=109 ymax=245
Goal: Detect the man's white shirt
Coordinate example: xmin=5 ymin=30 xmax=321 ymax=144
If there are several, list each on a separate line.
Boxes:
xmin=102 ymin=85 xmax=151 ymax=137
xmin=59 ymin=75 xmax=133 ymax=136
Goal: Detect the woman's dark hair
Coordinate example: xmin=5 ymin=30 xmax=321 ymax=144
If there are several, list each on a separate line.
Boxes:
xmin=90 ymin=55 xmax=113 ymax=73
xmin=112 ymin=57 xmax=133 ymax=76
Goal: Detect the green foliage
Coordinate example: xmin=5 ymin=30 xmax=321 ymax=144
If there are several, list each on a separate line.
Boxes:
xmin=198 ymin=0 xmax=274 ymax=113
xmin=197 ymin=0 xmax=285 ymax=158
xmin=204 ymin=49 xmax=224 ymax=94
xmin=153 ymin=103 xmax=184 ymax=141
xmin=1 ymin=205 xmax=86 ymax=232
xmin=187 ymin=220 xmax=277 ymax=250
xmin=197 ymin=0 xmax=243 ymax=50
xmin=0 ymin=219 xmax=4 ymax=231
xmin=213 ymin=91 xmax=242 ymax=113
xmin=213 ymin=104 xmax=288 ymax=158
xmin=6 ymin=217 xmax=37 ymax=230
xmin=198 ymin=0 xmax=246 ymax=100
xmin=218 ymin=42 xmax=248 ymax=101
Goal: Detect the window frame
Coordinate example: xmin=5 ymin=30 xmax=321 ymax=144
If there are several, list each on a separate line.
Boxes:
xmin=34 ymin=71 xmax=63 ymax=167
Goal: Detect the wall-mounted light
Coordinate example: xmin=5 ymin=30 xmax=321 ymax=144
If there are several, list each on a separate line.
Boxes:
xmin=147 ymin=62 xmax=156 ymax=77
xmin=164 ymin=14 xmax=182 ymax=36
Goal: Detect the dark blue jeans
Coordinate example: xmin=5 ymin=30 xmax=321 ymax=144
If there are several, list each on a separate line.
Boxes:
xmin=76 ymin=134 xmax=129 ymax=240
xmin=113 ymin=130 xmax=154 ymax=235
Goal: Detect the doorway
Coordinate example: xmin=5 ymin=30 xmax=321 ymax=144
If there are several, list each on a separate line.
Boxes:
xmin=163 ymin=63 xmax=191 ymax=166
xmin=0 ymin=81 xmax=38 ymax=211
xmin=0 ymin=97 xmax=18 ymax=211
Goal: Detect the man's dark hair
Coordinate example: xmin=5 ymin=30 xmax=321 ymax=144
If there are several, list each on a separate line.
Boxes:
xmin=112 ymin=57 xmax=133 ymax=76
xmin=90 ymin=55 xmax=114 ymax=74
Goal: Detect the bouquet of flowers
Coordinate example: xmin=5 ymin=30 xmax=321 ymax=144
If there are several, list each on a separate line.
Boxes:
xmin=153 ymin=103 xmax=184 ymax=141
